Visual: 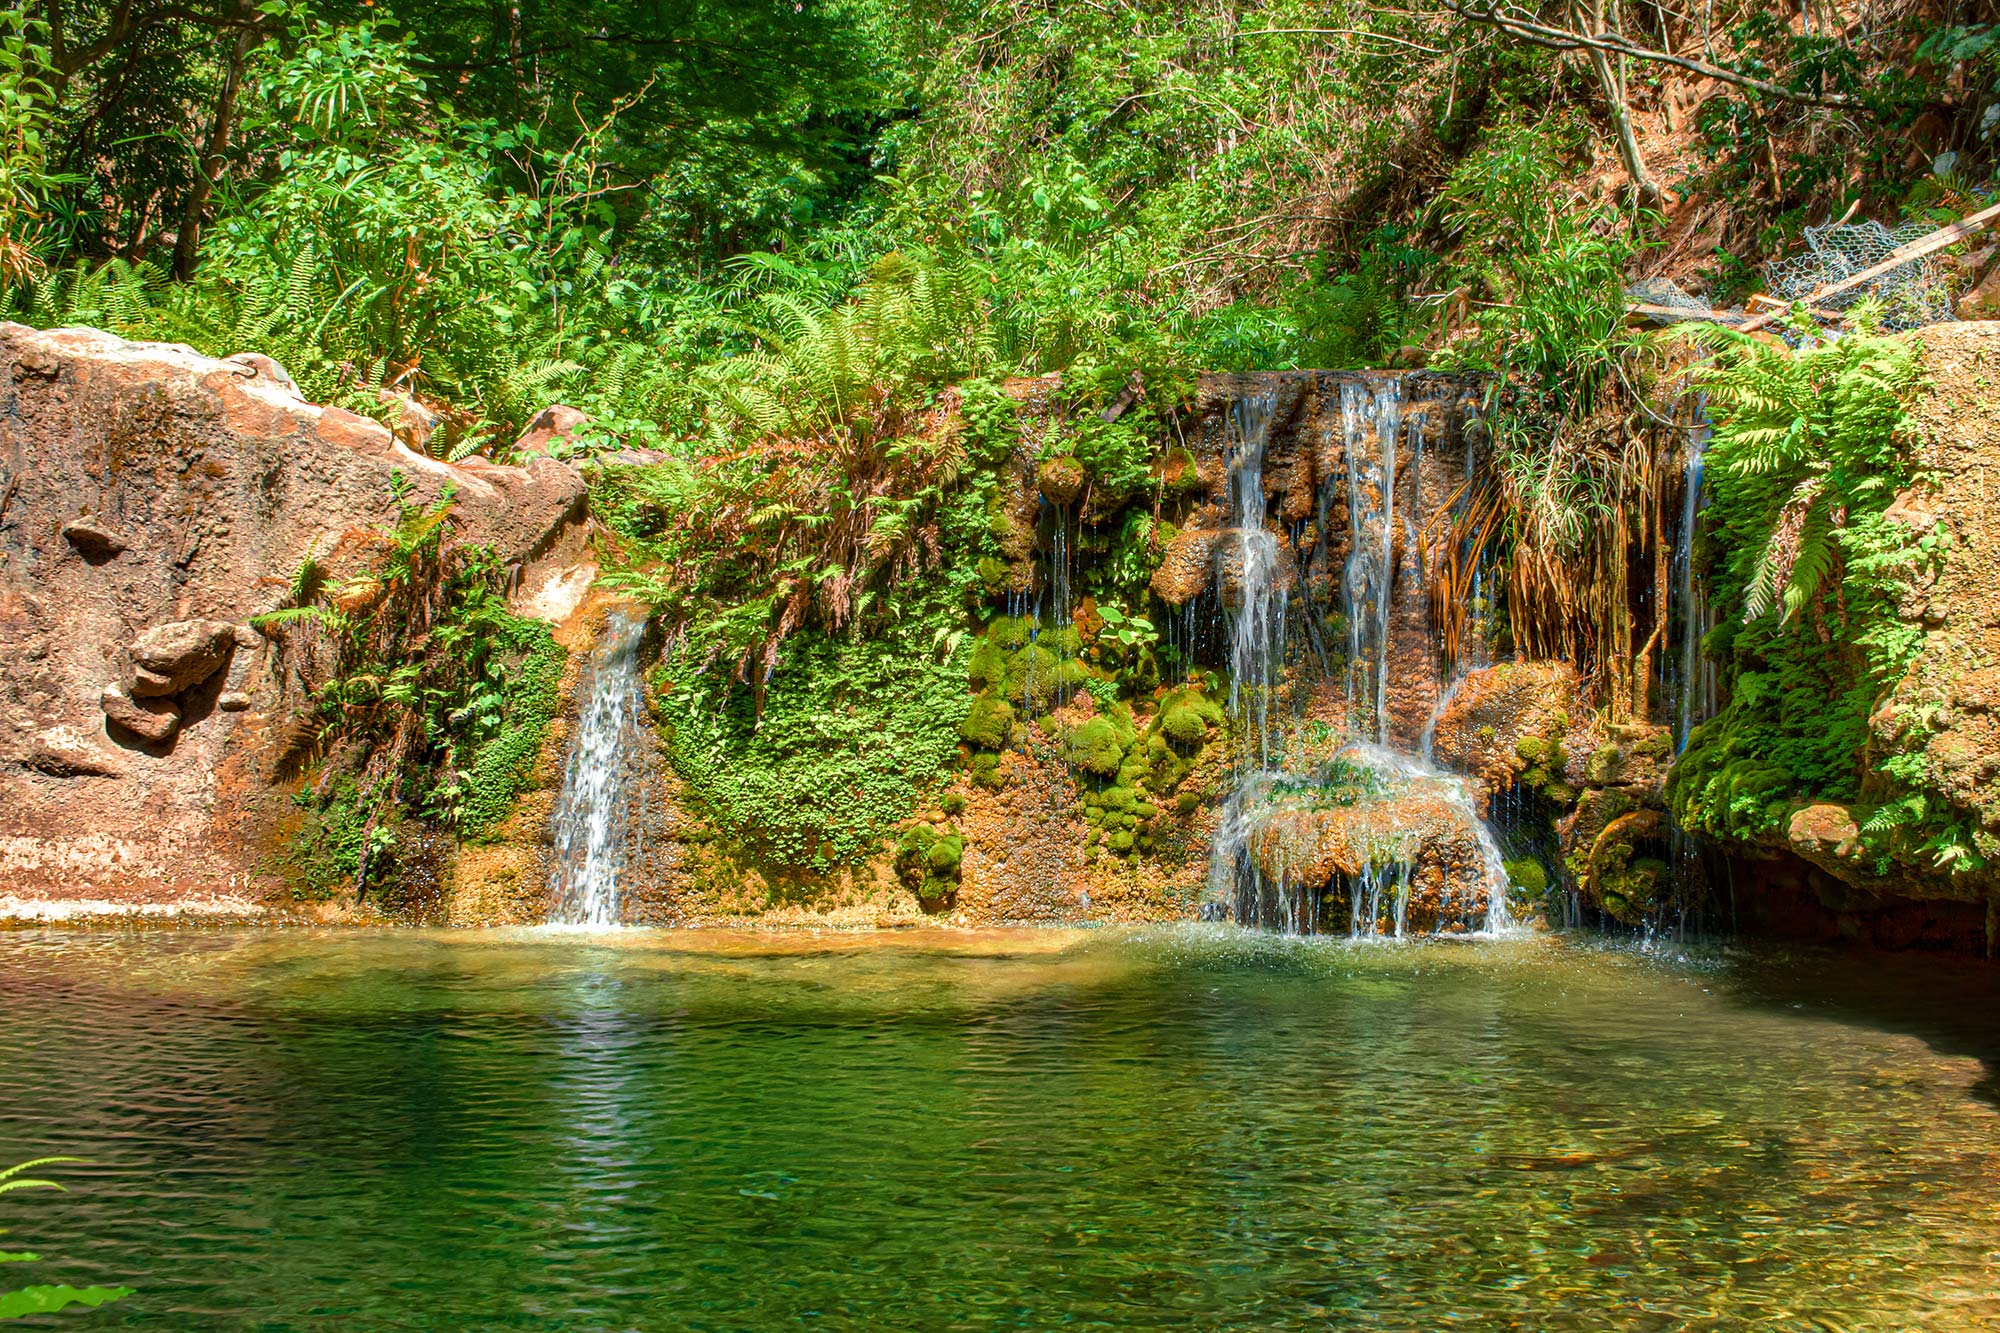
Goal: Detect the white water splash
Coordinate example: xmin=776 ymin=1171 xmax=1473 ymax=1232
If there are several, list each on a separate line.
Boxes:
xmin=547 ymin=611 xmax=648 ymax=928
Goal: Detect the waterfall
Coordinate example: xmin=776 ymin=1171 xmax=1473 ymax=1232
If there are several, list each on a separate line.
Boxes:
xmin=1672 ymin=404 xmax=1716 ymax=752
xmin=1340 ymin=380 xmax=1401 ymax=742
xmin=1225 ymin=392 xmax=1284 ymax=768
xmin=546 ymin=611 xmax=649 ymax=928
xmin=1206 ymin=378 xmax=1512 ymax=938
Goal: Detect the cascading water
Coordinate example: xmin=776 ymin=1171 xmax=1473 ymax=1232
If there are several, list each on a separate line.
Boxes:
xmin=1341 ymin=380 xmax=1402 ymax=743
xmin=1207 ymin=377 xmax=1513 ymax=938
xmin=1672 ymin=405 xmax=1717 ymax=752
xmin=1225 ymin=391 xmax=1285 ymax=768
xmin=546 ymin=611 xmax=649 ymax=928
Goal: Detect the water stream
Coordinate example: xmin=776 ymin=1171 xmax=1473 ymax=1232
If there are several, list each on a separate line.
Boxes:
xmin=546 ymin=611 xmax=649 ymax=928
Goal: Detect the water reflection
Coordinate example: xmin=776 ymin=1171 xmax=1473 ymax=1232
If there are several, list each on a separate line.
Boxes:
xmin=0 ymin=928 xmax=1995 ymax=1330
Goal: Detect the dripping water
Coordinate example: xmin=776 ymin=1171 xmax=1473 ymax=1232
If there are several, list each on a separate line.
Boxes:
xmin=547 ymin=611 xmax=649 ymax=928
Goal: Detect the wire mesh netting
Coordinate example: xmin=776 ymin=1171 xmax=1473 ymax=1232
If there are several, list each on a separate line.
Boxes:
xmin=1627 ymin=219 xmax=1959 ymax=335
xmin=1763 ymin=220 xmax=1953 ymax=331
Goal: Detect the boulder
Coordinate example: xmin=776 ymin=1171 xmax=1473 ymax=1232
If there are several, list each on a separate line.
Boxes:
xmin=128 ymin=619 xmax=235 ymax=696
xmin=101 ymin=684 xmax=182 ymax=743
xmin=0 ymin=322 xmax=588 ymax=916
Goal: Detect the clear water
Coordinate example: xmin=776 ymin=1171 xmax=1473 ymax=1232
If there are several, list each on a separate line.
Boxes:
xmin=4 ymin=927 xmax=1999 ymax=1331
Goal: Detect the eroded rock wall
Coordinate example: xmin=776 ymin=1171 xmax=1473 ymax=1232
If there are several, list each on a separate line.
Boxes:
xmin=0 ymin=324 xmax=586 ymax=919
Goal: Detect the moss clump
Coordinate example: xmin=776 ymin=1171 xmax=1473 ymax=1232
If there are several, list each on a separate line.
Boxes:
xmin=1108 ymin=830 xmax=1135 ymax=853
xmin=967 ymin=639 xmax=1010 ymax=692
xmin=940 ymin=792 xmax=967 ymax=816
xmin=1156 ymin=686 xmax=1224 ymax=749
xmin=969 ymin=751 xmax=1006 ymax=790
xmin=895 ymin=825 xmax=964 ymax=909
xmin=1503 ymin=857 xmax=1549 ymax=897
xmin=1515 ymin=735 xmax=1551 ymax=767
xmin=988 ymin=616 xmax=1035 ymax=651
xmin=1065 ymin=715 xmax=1130 ymax=776
xmin=961 ymin=694 xmax=1015 ymax=751
xmin=1176 ymin=791 xmax=1201 ymax=814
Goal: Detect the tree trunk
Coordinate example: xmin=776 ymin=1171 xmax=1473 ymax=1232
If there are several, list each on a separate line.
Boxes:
xmin=1571 ymin=0 xmax=1665 ymax=208
xmin=171 ymin=3 xmax=259 ymax=280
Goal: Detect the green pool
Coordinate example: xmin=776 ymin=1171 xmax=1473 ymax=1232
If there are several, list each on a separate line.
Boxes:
xmin=3 ymin=927 xmax=1997 ymax=1330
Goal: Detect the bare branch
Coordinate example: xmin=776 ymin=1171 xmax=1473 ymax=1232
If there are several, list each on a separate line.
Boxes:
xmin=1439 ymin=0 xmax=1872 ymax=109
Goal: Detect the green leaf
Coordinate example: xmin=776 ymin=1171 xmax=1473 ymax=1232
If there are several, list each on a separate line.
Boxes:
xmin=0 ymin=1284 xmax=135 ymax=1319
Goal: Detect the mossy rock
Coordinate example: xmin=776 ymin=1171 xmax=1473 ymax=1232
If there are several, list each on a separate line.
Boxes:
xmin=927 ymin=835 xmax=965 ymax=875
xmin=1134 ymin=801 xmax=1159 ymax=820
xmin=1503 ymin=857 xmax=1549 ymax=897
xmin=1109 ymin=830 xmax=1135 ymax=853
xmin=1154 ymin=686 xmax=1225 ymax=750
xmin=976 ymin=556 xmax=1010 ymax=594
xmin=1515 ymin=735 xmax=1551 ymax=767
xmin=969 ymin=751 xmax=1007 ymax=790
xmin=1041 ymin=625 xmax=1084 ymax=656
xmin=1101 ymin=785 xmax=1137 ymax=811
xmin=967 ymin=641 xmax=1010 ymax=692
xmin=1585 ymin=744 xmax=1624 ymax=786
xmin=989 ymin=616 xmax=1035 ymax=651
xmin=961 ymin=694 xmax=1015 ymax=751
xmin=1038 ymin=455 xmax=1087 ymax=504
xmin=941 ymin=792 xmax=966 ymax=816
xmin=1176 ymin=792 xmax=1201 ymax=815
xmin=1065 ymin=715 xmax=1130 ymax=776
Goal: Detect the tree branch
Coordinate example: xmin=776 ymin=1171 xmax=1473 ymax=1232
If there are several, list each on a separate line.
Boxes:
xmin=1439 ymin=0 xmax=1870 ymax=109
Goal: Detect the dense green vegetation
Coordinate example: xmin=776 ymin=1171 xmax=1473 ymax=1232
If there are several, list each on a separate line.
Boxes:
xmin=1671 ymin=319 xmax=1980 ymax=875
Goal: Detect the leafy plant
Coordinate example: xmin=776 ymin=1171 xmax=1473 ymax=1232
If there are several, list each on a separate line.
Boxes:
xmin=0 ymin=1159 xmax=133 ymax=1321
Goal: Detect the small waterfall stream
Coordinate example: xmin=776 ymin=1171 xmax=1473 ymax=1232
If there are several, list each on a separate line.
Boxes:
xmin=1225 ymin=391 xmax=1285 ymax=767
xmin=546 ymin=611 xmax=649 ymax=928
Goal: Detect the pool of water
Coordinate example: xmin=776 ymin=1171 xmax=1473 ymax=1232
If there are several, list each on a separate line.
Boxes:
xmin=3 ymin=926 xmax=1998 ymax=1330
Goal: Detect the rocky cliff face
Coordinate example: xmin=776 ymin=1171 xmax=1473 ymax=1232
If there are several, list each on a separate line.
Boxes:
xmin=0 ymin=324 xmax=586 ymax=919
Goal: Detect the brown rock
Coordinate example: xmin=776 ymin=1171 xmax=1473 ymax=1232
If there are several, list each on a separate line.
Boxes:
xmin=512 ymin=404 xmax=592 ymax=459
xmin=61 ymin=515 xmax=129 ymax=559
xmin=1037 ymin=455 xmax=1086 ymax=505
xmin=101 ymin=684 xmax=181 ymax=743
xmin=0 ymin=321 xmax=587 ymax=912
xmin=377 ymin=388 xmax=440 ymax=450
xmin=1151 ymin=528 xmax=1218 ymax=605
xmin=129 ymin=619 xmax=235 ymax=696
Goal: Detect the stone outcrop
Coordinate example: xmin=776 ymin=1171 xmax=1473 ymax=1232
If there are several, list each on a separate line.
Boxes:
xmin=0 ymin=323 xmax=587 ymax=918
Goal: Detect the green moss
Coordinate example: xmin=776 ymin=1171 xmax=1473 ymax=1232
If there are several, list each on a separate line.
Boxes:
xmin=1515 ymin=735 xmax=1550 ymax=767
xmin=989 ymin=616 xmax=1035 ymax=651
xmin=658 ymin=626 xmax=970 ymax=873
xmin=1156 ymin=686 xmax=1223 ymax=748
xmin=940 ymin=792 xmax=967 ymax=816
xmin=1176 ymin=792 xmax=1201 ymax=815
xmin=967 ymin=640 xmax=1010 ymax=692
xmin=961 ymin=694 xmax=1015 ymax=751
xmin=969 ymin=751 xmax=1006 ymax=790
xmin=927 ymin=835 xmax=965 ymax=874
xmin=1503 ymin=856 xmax=1549 ymax=897
xmin=1109 ymin=830 xmax=1135 ymax=852
xmin=458 ymin=615 xmax=567 ymax=840
xmin=1065 ymin=716 xmax=1128 ymax=775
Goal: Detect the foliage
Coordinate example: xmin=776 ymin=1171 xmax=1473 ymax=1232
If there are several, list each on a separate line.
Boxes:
xmin=260 ymin=474 xmax=566 ymax=895
xmin=0 ymin=1159 xmax=134 ymax=1321
xmin=1669 ymin=321 xmax=1969 ymax=869
xmin=0 ymin=12 xmax=61 ymax=286
xmin=653 ymin=624 xmax=970 ymax=873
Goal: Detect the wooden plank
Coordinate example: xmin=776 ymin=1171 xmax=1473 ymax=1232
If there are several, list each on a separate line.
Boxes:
xmin=1737 ymin=200 xmax=2000 ymax=333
